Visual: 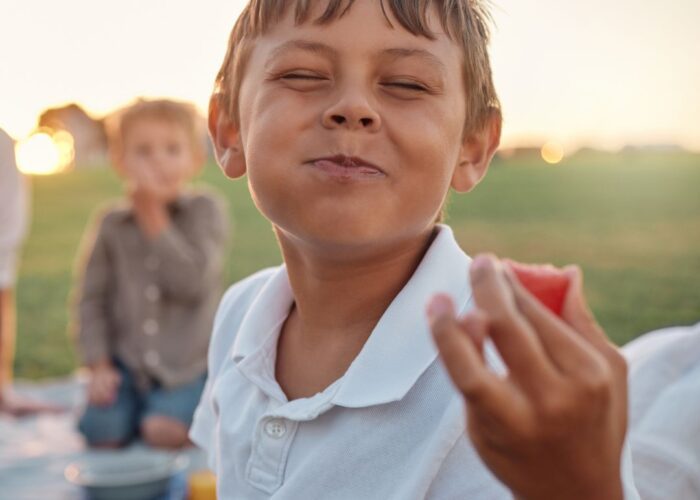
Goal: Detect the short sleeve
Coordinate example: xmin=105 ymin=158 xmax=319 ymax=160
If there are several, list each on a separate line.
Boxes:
xmin=188 ymin=284 xmax=241 ymax=468
xmin=189 ymin=376 xmax=219 ymax=470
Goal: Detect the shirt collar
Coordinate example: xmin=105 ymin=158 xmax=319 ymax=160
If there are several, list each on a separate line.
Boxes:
xmin=230 ymin=224 xmax=474 ymax=408
xmin=332 ymin=225 xmax=473 ymax=407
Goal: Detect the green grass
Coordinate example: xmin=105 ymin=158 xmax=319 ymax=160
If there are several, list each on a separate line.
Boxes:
xmin=14 ymin=152 xmax=700 ymax=379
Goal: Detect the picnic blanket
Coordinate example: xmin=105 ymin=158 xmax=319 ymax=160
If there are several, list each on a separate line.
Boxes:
xmin=0 ymin=376 xmax=208 ymax=500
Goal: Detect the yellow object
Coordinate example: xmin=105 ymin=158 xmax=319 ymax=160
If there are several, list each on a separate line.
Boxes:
xmin=188 ymin=470 xmax=217 ymax=500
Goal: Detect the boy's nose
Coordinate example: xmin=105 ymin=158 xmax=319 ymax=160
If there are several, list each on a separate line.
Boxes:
xmin=322 ymin=93 xmax=381 ymax=132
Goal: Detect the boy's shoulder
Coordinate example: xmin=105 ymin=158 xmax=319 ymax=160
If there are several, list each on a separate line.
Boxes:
xmin=214 ymin=267 xmax=280 ymax=330
xmin=207 ymin=267 xmax=281 ymax=372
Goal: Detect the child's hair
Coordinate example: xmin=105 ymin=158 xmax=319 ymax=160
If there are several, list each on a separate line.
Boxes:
xmin=107 ymin=98 xmax=206 ymax=159
xmin=214 ymin=0 xmax=501 ymax=135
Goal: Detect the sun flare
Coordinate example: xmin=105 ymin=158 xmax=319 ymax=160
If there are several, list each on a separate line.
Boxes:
xmin=541 ymin=141 xmax=565 ymax=165
xmin=15 ymin=130 xmax=74 ymax=175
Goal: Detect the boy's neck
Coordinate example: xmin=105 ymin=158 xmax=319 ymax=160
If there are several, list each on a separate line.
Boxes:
xmin=276 ymin=226 xmax=438 ymax=346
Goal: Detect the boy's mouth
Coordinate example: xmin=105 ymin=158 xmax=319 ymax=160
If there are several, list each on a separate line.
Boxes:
xmin=309 ymin=155 xmax=385 ymax=180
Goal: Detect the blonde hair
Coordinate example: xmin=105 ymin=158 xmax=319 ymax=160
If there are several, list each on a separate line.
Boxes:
xmin=214 ymin=0 xmax=501 ymax=134
xmin=107 ymin=98 xmax=206 ymax=159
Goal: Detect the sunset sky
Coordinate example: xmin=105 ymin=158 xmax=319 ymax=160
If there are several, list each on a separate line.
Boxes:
xmin=2 ymin=0 xmax=699 ymax=152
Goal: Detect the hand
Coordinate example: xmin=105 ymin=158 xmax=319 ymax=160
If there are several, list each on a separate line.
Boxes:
xmin=0 ymin=388 xmax=65 ymax=416
xmin=427 ymin=254 xmax=628 ymax=500
xmin=128 ymin=169 xmax=170 ymax=239
xmin=127 ymin=165 xmax=172 ymax=204
xmin=87 ymin=363 xmax=122 ymax=407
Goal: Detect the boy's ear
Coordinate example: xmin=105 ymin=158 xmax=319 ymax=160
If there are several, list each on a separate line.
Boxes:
xmin=451 ymin=110 xmax=502 ymax=193
xmin=208 ymin=94 xmax=246 ymax=179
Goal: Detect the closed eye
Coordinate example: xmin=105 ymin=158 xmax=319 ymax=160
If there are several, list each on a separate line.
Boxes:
xmin=281 ymin=72 xmax=327 ymax=81
xmin=384 ymin=81 xmax=429 ymax=92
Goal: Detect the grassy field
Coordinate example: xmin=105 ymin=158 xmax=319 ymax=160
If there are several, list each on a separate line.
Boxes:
xmin=14 ymin=151 xmax=700 ymax=379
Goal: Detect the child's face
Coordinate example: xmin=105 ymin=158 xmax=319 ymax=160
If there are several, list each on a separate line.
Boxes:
xmin=220 ymin=0 xmax=488 ymax=249
xmin=119 ymin=118 xmax=198 ymax=202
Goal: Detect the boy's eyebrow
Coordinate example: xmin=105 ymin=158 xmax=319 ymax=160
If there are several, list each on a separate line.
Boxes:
xmin=266 ymin=40 xmax=338 ymax=65
xmin=381 ymin=48 xmax=447 ymax=75
xmin=266 ymin=40 xmax=446 ymax=75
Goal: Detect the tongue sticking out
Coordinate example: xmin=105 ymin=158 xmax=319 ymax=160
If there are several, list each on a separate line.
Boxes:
xmin=504 ymin=259 xmax=571 ymax=317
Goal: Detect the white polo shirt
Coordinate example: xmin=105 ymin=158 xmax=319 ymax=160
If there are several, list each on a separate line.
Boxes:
xmin=190 ymin=225 xmax=639 ymax=499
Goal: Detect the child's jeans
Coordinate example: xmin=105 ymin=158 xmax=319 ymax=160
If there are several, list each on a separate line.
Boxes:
xmin=78 ymin=359 xmax=206 ymax=446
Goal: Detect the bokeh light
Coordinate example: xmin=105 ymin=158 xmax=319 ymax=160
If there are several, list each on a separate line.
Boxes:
xmin=53 ymin=130 xmax=75 ymax=170
xmin=15 ymin=130 xmax=74 ymax=175
xmin=541 ymin=141 xmax=565 ymax=165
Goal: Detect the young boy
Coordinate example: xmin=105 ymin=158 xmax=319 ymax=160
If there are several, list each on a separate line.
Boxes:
xmin=74 ymin=99 xmax=228 ymax=449
xmin=190 ymin=1 xmax=638 ymax=498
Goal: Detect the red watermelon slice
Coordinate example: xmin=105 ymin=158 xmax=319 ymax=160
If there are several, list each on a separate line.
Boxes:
xmin=504 ymin=259 xmax=571 ymax=316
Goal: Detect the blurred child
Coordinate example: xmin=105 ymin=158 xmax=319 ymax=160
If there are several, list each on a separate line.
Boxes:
xmin=74 ymin=99 xmax=228 ymax=449
xmin=190 ymin=1 xmax=638 ymax=498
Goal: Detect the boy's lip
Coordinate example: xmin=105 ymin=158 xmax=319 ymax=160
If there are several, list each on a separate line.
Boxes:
xmin=309 ymin=154 xmax=385 ymax=175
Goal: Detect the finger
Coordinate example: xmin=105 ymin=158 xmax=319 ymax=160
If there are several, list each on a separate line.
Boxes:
xmin=104 ymin=387 xmax=118 ymax=406
xmin=93 ymin=375 xmax=115 ymax=406
xmin=556 ymin=267 xmax=630 ymax=388
xmin=108 ymin=371 xmax=122 ymax=388
xmin=140 ymin=168 xmax=161 ymax=190
xmin=469 ymin=254 xmax=556 ymax=384
xmin=87 ymin=384 xmax=99 ymax=405
xmin=90 ymin=384 xmax=108 ymax=406
xmin=98 ymin=379 xmax=117 ymax=405
xmin=427 ymin=294 xmax=514 ymax=414
xmin=126 ymin=179 xmax=139 ymax=196
xmin=458 ymin=309 xmax=488 ymax=362
xmin=561 ymin=267 xmax=616 ymax=352
xmin=503 ymin=266 xmax=600 ymax=376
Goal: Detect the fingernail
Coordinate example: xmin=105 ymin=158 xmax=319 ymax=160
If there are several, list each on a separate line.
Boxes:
xmin=470 ymin=254 xmax=492 ymax=276
xmin=426 ymin=294 xmax=454 ymax=320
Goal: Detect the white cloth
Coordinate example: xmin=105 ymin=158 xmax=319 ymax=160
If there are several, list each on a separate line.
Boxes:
xmin=0 ymin=128 xmax=28 ymax=287
xmin=624 ymin=323 xmax=700 ymax=500
xmin=190 ymin=225 xmax=639 ymax=499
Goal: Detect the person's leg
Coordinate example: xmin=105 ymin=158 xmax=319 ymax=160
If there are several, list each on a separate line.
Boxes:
xmin=0 ymin=249 xmax=61 ymax=415
xmin=0 ymin=247 xmax=19 ymax=391
xmin=78 ymin=363 xmax=140 ymax=447
xmin=141 ymin=373 xmax=206 ymax=449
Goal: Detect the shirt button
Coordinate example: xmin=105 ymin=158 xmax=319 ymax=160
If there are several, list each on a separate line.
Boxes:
xmin=143 ymin=319 xmax=159 ymax=336
xmin=144 ymin=350 xmax=160 ymax=367
xmin=145 ymin=284 xmax=161 ymax=302
xmin=264 ymin=418 xmax=287 ymax=439
xmin=145 ymin=255 xmax=160 ymax=271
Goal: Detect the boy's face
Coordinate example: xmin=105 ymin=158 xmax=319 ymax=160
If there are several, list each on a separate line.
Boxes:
xmin=218 ymin=0 xmax=493 ymax=250
xmin=119 ymin=118 xmax=198 ymax=202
